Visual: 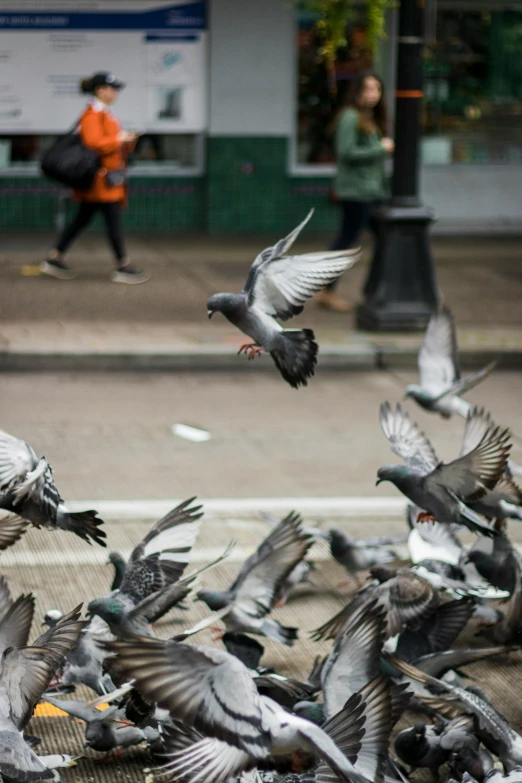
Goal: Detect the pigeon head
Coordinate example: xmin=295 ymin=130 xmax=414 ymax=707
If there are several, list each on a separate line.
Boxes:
xmin=293 ymin=700 xmax=324 ymax=726
xmin=405 ymin=384 xmax=429 ymax=403
xmin=207 ymin=293 xmax=239 ymax=319
xmin=107 ymin=551 xmax=125 ymax=567
xmin=196 ymin=589 xmax=230 ymax=611
xmin=87 ymin=597 xmax=122 ymax=624
xmin=376 ymin=464 xmax=411 ymax=487
xmin=369 ymin=564 xmax=396 ymax=583
xmin=327 ymin=528 xmax=352 ymax=546
xmin=42 ymin=608 xmax=64 ymax=628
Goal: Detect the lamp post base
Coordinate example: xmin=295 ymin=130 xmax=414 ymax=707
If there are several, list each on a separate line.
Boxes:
xmin=356 ymin=204 xmax=440 ymax=332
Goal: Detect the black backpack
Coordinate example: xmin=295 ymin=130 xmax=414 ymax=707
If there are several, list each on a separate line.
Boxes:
xmin=41 ymin=118 xmax=100 ymax=190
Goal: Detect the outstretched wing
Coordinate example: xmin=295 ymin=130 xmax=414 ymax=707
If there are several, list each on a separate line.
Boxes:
xmin=0 ymin=514 xmax=29 ymax=551
xmin=428 ymin=422 xmax=510 ymax=502
xmin=379 ymin=402 xmax=439 ymax=476
xmin=232 ymin=512 xmax=313 ymax=618
xmin=0 ymin=430 xmax=38 ymax=491
xmin=418 ymin=305 xmax=460 ymax=395
xmin=131 ymin=497 xmax=203 ymax=563
xmin=155 ymin=730 xmax=251 ymax=783
xmin=103 ymin=636 xmax=270 ymax=758
xmin=242 ymin=211 xmax=359 ymax=321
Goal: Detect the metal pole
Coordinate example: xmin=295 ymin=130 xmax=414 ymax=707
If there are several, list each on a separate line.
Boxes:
xmin=356 ymin=0 xmax=440 ymax=332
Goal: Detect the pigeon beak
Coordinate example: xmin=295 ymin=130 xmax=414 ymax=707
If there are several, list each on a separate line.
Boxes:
xmin=207 ymin=310 xmax=214 ymax=319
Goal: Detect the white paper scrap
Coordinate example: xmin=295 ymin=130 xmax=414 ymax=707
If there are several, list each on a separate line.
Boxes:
xmin=172 ymin=423 xmax=211 ymax=442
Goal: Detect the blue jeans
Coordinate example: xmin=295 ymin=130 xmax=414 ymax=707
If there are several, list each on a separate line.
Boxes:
xmin=327 ymin=200 xmax=379 ymax=290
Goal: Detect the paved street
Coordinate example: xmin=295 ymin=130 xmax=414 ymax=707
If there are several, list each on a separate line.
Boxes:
xmin=3 ymin=370 xmax=522 ymax=783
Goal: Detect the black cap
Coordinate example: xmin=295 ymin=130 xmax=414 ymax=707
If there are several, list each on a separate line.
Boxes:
xmin=90 ymin=72 xmax=125 ymax=90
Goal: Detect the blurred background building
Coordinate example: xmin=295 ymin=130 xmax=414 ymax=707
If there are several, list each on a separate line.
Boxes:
xmin=0 ymin=0 xmax=521 ymax=234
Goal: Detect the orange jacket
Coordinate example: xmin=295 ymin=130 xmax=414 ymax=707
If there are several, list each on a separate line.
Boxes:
xmin=74 ymin=103 xmax=129 ymax=203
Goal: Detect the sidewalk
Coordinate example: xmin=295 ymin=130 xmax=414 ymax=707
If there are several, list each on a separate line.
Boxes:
xmin=1 ymin=233 xmax=521 ymax=371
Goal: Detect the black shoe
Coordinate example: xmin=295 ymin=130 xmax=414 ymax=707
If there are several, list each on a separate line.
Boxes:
xmin=40 ymin=259 xmax=77 ymax=280
xmin=111 ymin=263 xmax=150 ymax=284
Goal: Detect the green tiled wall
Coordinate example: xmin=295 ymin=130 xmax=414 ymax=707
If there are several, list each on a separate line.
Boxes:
xmin=0 ymin=138 xmax=339 ymax=234
xmin=206 ymin=136 xmax=337 ymax=234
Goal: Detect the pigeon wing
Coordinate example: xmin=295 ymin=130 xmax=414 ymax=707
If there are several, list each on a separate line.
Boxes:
xmin=232 ymin=513 xmax=313 ymax=618
xmin=0 ymin=430 xmax=38 ymax=491
xmin=384 ymin=571 xmax=439 ymax=637
xmin=155 ymin=734 xmax=251 ymax=783
xmin=132 ymin=497 xmax=203 ymax=563
xmin=322 ymin=601 xmax=386 ymax=719
xmin=418 ymin=305 xmax=460 ymax=394
xmin=379 ymin=402 xmax=439 ymax=476
xmin=0 ymin=514 xmax=29 ymax=551
xmin=0 ymin=594 xmax=35 ymax=655
xmin=103 ymin=636 xmax=270 ymax=758
xmin=428 ymin=424 xmax=510 ymax=503
xmin=245 ymin=248 xmax=360 ymax=321
xmin=3 ymin=604 xmax=85 ymax=729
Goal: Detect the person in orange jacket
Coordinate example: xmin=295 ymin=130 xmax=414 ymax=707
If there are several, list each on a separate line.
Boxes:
xmin=42 ymin=72 xmax=149 ymax=284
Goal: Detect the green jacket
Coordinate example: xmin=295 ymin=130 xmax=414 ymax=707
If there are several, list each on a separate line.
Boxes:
xmin=334 ymin=108 xmax=388 ymax=201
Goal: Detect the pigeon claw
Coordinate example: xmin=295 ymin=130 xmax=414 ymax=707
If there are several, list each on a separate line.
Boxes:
xmin=210 ymin=624 xmax=224 ymax=641
xmin=416 ymin=511 xmax=436 ymax=524
xmin=237 ymin=343 xmax=263 ymax=360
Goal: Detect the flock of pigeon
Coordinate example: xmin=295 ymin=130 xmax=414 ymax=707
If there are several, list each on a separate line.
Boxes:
xmin=1 ymin=228 xmax=522 ymax=783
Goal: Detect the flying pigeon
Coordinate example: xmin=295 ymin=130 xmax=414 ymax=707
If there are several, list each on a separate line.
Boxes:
xmin=404 ymin=305 xmax=496 ymax=418
xmin=0 ymin=605 xmax=85 ymax=782
xmin=102 ymin=634 xmax=376 ymax=783
xmin=377 ymin=402 xmax=510 ymax=536
xmin=206 ymin=210 xmax=360 ymax=388
xmin=196 ymin=511 xmax=313 ymax=644
xmin=325 ymin=528 xmax=403 ymax=585
xmin=0 ymin=429 xmax=106 ymax=547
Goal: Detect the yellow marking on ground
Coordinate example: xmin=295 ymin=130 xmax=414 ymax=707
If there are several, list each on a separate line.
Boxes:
xmin=21 ymin=265 xmax=42 ymax=276
xmin=34 ymin=702 xmax=109 ymax=717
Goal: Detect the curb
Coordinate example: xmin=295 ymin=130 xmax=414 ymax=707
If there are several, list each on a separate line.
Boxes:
xmin=1 ymin=345 xmax=521 ymax=372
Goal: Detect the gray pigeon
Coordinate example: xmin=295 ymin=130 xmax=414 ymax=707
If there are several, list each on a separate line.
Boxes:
xmin=87 ymin=498 xmax=207 ymax=637
xmin=325 ymin=528 xmax=403 ymax=585
xmin=107 ymin=551 xmax=127 ymax=591
xmin=377 ymin=402 xmax=510 ymax=536
xmin=389 ymin=655 xmax=522 ymax=773
xmin=0 ymin=605 xmax=85 ymax=782
xmin=196 ymin=511 xmax=313 ymax=645
xmin=103 ymin=634 xmax=374 ymax=783
xmin=206 ymin=210 xmax=360 ymax=388
xmin=0 ymin=429 xmax=106 ymax=546
xmin=405 ymin=305 xmax=496 ymax=418
xmin=41 ymin=695 xmax=157 ymax=755
xmin=312 ymin=566 xmax=439 ymax=642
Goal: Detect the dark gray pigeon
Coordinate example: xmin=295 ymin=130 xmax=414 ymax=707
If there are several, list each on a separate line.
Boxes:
xmin=196 ymin=511 xmax=313 ymax=645
xmin=405 ymin=305 xmax=496 ymax=418
xmin=0 ymin=429 xmax=106 ymax=547
xmin=325 ymin=528 xmax=404 ymax=585
xmin=103 ymin=635 xmax=374 ymax=783
xmin=206 ymin=210 xmax=360 ymax=388
xmin=107 ymin=551 xmax=127 ymax=591
xmin=389 ymin=655 xmax=522 ymax=773
xmin=41 ymin=695 xmax=157 ymax=755
xmin=377 ymin=402 xmax=510 ymax=536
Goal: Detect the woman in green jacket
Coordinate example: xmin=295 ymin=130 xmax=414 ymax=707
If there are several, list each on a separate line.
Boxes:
xmin=316 ymin=73 xmax=394 ymax=312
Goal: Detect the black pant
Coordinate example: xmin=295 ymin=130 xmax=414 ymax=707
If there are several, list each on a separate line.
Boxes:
xmin=327 ymin=200 xmax=378 ymax=290
xmin=56 ymin=201 xmax=126 ymax=264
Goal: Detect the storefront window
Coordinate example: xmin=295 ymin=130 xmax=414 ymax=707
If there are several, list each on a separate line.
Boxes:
xmin=0 ymin=133 xmax=202 ymax=173
xmin=296 ymin=4 xmax=371 ymax=166
xmin=423 ymin=7 xmax=522 ymax=165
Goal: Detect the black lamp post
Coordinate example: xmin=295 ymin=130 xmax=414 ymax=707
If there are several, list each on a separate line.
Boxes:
xmin=356 ymin=0 xmax=440 ymax=332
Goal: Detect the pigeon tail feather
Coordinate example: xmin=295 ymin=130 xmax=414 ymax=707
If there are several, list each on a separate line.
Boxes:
xmin=270 ymin=329 xmax=318 ymax=389
xmin=61 ymin=510 xmax=107 ymax=547
xmin=260 ymin=618 xmax=298 ymax=646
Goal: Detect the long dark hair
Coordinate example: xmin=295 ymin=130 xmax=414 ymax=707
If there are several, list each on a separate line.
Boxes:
xmin=344 ymin=72 xmax=388 ymax=136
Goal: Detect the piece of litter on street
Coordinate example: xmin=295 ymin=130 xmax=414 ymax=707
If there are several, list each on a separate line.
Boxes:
xmin=21 ymin=265 xmax=42 ymax=276
xmin=172 ymin=423 xmax=211 ymax=442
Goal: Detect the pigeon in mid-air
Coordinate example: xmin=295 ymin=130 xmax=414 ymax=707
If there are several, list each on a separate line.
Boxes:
xmin=325 ymin=528 xmax=405 ymax=585
xmin=103 ymin=634 xmax=376 ymax=783
xmin=206 ymin=210 xmax=360 ymax=388
xmin=0 ymin=429 xmax=106 ymax=547
xmin=404 ymin=305 xmax=496 ymax=418
xmin=196 ymin=511 xmax=313 ymax=645
xmin=377 ymin=402 xmax=510 ymax=536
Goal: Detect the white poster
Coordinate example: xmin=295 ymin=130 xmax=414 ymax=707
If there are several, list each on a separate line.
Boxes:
xmin=0 ymin=1 xmax=206 ymax=133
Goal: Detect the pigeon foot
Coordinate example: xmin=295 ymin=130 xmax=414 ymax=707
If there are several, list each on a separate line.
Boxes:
xmin=210 ymin=624 xmax=224 ymax=641
xmin=416 ymin=511 xmax=436 ymax=524
xmin=237 ymin=343 xmax=263 ymax=360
